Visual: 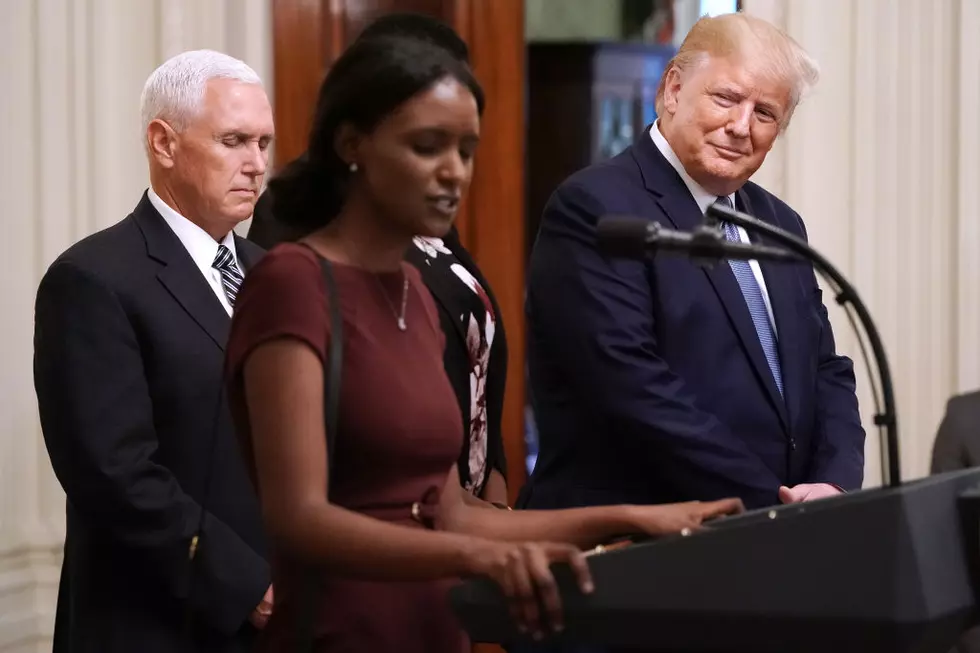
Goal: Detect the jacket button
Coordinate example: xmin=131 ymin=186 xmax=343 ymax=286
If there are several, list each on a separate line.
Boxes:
xmin=790 ymin=438 xmax=797 ymax=451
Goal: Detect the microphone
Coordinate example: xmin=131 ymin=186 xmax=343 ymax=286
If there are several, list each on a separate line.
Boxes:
xmin=596 ymin=216 xmax=800 ymax=263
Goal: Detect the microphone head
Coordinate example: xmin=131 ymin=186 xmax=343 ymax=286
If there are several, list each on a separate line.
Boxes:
xmin=596 ymin=216 xmax=656 ymax=259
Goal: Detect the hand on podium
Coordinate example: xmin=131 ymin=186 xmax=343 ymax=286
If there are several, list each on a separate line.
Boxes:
xmin=778 ymin=483 xmax=841 ymax=504
xmin=467 ymin=540 xmax=593 ymax=640
xmin=626 ymin=498 xmax=745 ymax=535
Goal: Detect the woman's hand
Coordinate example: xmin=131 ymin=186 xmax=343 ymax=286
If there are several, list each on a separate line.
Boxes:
xmin=465 ymin=540 xmax=593 ymax=640
xmin=626 ymin=498 xmax=745 ymax=536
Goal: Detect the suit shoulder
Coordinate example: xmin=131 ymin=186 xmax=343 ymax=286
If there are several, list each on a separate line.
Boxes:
xmin=947 ymin=391 xmax=980 ymax=417
xmin=42 ymin=216 xmax=143 ymax=286
xmin=563 ymin=153 xmax=639 ymax=193
xmin=547 ymin=156 xmax=642 ymax=217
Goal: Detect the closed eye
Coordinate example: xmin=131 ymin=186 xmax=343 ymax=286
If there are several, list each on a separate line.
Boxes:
xmin=754 ymin=107 xmax=778 ymax=123
xmin=712 ymin=93 xmax=738 ymax=107
xmin=219 ymin=132 xmax=274 ymax=149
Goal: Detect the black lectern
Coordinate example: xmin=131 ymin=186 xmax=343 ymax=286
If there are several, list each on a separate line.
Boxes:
xmin=450 ymin=468 xmax=980 ymax=652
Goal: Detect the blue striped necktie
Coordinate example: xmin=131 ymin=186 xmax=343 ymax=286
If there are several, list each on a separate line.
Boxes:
xmin=212 ymin=245 xmax=244 ymax=309
xmin=715 ymin=196 xmax=783 ymax=396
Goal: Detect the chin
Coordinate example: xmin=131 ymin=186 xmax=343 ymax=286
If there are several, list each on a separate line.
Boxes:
xmin=417 ymin=216 xmax=456 ymax=239
xmin=699 ymin=161 xmax=746 ymax=189
xmin=222 ymin=204 xmax=256 ymax=223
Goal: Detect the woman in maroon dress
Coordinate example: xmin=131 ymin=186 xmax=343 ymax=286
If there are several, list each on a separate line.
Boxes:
xmin=225 ymin=32 xmax=742 ymax=653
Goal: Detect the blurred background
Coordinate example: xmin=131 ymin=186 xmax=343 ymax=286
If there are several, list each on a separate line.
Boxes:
xmin=2 ymin=0 xmax=978 ymax=649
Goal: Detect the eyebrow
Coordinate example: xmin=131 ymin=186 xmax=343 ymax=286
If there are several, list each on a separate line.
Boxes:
xmin=713 ymin=85 xmax=744 ymax=97
xmin=410 ymin=126 xmax=480 ymax=141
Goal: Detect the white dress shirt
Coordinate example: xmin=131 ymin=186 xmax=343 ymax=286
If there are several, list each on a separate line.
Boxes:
xmin=147 ymin=188 xmax=238 ymax=317
xmin=649 ymin=121 xmax=777 ymax=332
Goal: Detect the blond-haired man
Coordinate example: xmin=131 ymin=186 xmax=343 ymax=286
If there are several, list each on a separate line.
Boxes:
xmin=523 ymin=13 xmax=864 ymax=525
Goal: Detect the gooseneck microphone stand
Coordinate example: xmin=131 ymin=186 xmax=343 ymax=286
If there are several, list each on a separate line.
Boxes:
xmin=706 ymin=201 xmax=901 ymax=487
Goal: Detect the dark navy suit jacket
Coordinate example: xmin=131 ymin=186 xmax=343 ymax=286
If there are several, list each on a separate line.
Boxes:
xmin=519 ymin=130 xmax=865 ymax=512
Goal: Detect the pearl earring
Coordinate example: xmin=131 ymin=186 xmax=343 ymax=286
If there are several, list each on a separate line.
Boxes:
xmin=349 ymin=162 xmax=358 ymax=173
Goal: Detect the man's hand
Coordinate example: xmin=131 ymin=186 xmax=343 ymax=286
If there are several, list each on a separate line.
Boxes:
xmin=778 ymin=483 xmax=841 ymax=504
xmin=249 ymin=585 xmax=274 ymax=629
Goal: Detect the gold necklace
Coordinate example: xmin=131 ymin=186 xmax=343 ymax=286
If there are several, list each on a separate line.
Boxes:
xmin=376 ymin=273 xmax=409 ymax=331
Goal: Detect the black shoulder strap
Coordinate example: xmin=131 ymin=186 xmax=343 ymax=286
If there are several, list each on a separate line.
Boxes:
xmin=294 ymin=256 xmax=344 ymax=652
xmin=320 ymin=257 xmax=343 ymax=474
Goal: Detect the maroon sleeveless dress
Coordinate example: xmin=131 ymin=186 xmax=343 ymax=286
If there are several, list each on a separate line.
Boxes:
xmin=225 ymin=243 xmax=469 ymax=653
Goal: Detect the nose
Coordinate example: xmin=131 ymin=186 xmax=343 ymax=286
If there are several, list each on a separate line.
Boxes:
xmin=726 ymin=103 xmax=753 ymax=138
xmin=242 ymin=142 xmax=268 ymax=177
xmin=437 ymin=151 xmax=468 ymax=188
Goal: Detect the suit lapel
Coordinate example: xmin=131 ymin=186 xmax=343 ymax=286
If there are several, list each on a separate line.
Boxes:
xmin=739 ymin=190 xmax=805 ymax=435
xmin=133 ymin=193 xmax=230 ymax=351
xmin=632 ymin=133 xmax=789 ymax=431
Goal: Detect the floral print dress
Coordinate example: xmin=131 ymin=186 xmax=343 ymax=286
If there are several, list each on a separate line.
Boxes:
xmin=412 ymin=236 xmax=497 ymax=495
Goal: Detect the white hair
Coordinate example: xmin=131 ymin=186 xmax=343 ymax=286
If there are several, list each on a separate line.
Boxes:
xmin=140 ymin=49 xmax=262 ymax=140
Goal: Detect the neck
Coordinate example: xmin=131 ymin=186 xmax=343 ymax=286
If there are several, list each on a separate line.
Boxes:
xmin=312 ymin=203 xmax=410 ymax=273
xmin=149 ymin=175 xmax=228 ymax=242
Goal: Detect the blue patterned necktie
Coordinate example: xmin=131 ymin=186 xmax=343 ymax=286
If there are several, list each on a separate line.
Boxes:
xmin=212 ymin=244 xmax=244 ymax=309
xmin=715 ymin=196 xmax=783 ymax=396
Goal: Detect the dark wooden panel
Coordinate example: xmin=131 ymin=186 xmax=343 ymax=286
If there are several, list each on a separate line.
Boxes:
xmin=272 ymin=0 xmax=327 ymax=167
xmin=461 ymin=0 xmax=527 ymax=504
xmin=341 ymin=0 xmax=451 ymax=38
xmin=272 ymin=0 xmax=459 ymax=168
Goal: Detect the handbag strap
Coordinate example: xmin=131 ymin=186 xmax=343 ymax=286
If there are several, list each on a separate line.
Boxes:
xmin=320 ymin=257 xmax=343 ymax=475
xmin=293 ymin=254 xmax=344 ymax=652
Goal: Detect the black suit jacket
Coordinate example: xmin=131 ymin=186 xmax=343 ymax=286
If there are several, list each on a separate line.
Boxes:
xmin=933 ymin=392 xmax=980 ymax=474
xmin=248 ymin=191 xmax=509 ymax=490
xmin=932 ymin=391 xmax=980 ymax=653
xmin=34 ymin=193 xmax=269 ymax=653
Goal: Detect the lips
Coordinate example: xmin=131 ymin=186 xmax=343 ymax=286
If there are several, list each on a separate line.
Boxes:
xmin=428 ymin=195 xmax=460 ymax=217
xmin=712 ymin=144 xmax=747 ymax=159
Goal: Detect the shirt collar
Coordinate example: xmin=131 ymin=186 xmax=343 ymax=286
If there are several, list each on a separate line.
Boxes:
xmin=147 ymin=187 xmax=237 ymax=271
xmin=649 ymin=120 xmax=736 ymax=214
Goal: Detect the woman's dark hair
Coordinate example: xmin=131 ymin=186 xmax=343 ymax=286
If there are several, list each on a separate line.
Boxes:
xmin=267 ymin=33 xmax=484 ymax=234
xmin=356 ymin=13 xmax=469 ymax=63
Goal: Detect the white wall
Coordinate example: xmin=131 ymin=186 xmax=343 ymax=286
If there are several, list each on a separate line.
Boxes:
xmin=0 ymin=1 xmax=271 ymax=650
xmin=743 ymin=0 xmax=980 ymax=487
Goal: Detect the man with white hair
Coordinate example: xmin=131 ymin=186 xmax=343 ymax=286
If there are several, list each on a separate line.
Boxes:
xmin=34 ymin=49 xmax=274 ymax=653
xmin=522 ymin=13 xmax=865 ymax=525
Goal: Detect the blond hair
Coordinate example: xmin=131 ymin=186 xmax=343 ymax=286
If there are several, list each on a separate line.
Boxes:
xmin=655 ymin=13 xmax=819 ymax=126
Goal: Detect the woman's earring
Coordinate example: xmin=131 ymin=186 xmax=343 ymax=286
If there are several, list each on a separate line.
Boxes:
xmin=349 ymin=162 xmax=358 ymax=173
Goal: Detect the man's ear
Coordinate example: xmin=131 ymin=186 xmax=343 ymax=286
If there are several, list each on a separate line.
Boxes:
xmin=334 ymin=122 xmax=362 ymax=169
xmin=147 ymin=119 xmax=178 ymax=169
xmin=662 ymin=66 xmax=684 ymax=115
